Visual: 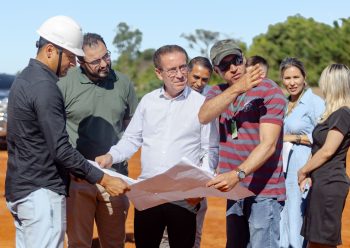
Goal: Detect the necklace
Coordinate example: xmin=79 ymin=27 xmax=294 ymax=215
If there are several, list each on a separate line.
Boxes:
xmin=286 ymin=89 xmax=305 ymax=116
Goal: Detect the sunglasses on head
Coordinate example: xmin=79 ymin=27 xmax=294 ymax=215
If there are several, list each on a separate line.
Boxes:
xmin=217 ymin=55 xmax=244 ymax=72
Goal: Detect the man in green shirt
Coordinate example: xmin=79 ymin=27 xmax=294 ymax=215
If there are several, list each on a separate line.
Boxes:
xmin=58 ymin=33 xmax=138 ymax=248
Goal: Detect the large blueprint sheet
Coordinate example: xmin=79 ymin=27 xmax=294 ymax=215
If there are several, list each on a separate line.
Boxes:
xmin=89 ymin=158 xmax=254 ymax=210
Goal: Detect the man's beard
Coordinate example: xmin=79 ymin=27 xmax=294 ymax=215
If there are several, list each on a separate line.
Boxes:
xmin=84 ymin=64 xmax=111 ymax=81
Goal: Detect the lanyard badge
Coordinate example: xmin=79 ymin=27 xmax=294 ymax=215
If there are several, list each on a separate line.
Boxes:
xmin=231 ymin=120 xmax=238 ymax=139
xmin=228 ymin=93 xmax=246 ymax=140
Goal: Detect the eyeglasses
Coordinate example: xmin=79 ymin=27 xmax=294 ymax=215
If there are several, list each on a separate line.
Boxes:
xmin=217 ymin=55 xmax=243 ymax=72
xmin=84 ymin=51 xmax=111 ymax=67
xmin=161 ymin=64 xmax=189 ymax=78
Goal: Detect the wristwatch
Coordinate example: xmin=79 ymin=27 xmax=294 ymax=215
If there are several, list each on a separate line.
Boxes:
xmin=235 ymin=168 xmax=246 ymax=181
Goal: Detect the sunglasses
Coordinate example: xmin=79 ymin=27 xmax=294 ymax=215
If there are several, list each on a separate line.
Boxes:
xmin=217 ymin=56 xmax=244 ymax=72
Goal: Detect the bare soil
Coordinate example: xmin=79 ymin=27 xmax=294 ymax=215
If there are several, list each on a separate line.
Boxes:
xmin=1 ymin=150 xmax=349 ymax=248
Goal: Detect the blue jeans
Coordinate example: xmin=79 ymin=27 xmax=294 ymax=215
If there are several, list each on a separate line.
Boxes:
xmin=6 ymin=188 xmax=66 ymax=248
xmin=226 ymin=196 xmax=283 ymax=248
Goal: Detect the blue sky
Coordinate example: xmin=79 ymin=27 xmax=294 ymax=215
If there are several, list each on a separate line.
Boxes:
xmin=1 ymin=0 xmax=349 ymax=74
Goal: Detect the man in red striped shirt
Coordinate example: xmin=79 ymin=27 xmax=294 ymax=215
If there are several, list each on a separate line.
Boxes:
xmin=199 ymin=40 xmax=287 ymax=248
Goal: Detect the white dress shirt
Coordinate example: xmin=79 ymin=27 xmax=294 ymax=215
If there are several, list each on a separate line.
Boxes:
xmin=108 ymin=86 xmax=218 ymax=180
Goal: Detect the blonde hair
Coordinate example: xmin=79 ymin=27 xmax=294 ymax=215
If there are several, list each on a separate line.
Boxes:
xmin=319 ymin=64 xmax=350 ymax=122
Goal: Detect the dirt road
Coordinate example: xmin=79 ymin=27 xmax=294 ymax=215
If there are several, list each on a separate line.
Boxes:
xmin=1 ymin=150 xmax=349 ymax=247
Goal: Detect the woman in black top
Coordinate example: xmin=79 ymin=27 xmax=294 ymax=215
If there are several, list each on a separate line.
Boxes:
xmin=298 ymin=64 xmax=350 ymax=248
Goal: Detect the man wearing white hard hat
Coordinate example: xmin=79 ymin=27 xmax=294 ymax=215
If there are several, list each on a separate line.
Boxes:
xmin=5 ymin=15 xmax=129 ymax=248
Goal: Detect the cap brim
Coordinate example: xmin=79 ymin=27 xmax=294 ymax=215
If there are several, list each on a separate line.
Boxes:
xmin=214 ymin=49 xmax=242 ymax=65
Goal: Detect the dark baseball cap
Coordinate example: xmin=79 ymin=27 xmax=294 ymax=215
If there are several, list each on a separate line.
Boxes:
xmin=210 ymin=39 xmax=242 ymax=66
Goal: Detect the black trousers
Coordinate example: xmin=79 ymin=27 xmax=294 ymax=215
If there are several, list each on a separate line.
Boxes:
xmin=134 ymin=203 xmax=197 ymax=248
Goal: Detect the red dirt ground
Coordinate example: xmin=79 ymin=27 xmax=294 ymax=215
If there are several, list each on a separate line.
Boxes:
xmin=1 ymin=150 xmax=349 ymax=248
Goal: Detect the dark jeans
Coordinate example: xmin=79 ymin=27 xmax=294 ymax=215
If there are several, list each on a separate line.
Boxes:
xmin=134 ymin=203 xmax=196 ymax=248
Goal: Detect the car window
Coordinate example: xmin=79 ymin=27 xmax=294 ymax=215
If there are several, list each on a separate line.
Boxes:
xmin=0 ymin=74 xmax=15 ymax=90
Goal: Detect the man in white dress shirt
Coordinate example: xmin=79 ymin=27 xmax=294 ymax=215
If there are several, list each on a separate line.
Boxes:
xmin=96 ymin=45 xmax=218 ymax=248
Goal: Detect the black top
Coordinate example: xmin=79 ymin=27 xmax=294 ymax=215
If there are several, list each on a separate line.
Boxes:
xmin=311 ymin=107 xmax=350 ymax=184
xmin=5 ymin=59 xmax=104 ymax=202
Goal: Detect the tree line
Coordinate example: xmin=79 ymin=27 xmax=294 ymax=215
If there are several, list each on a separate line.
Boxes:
xmin=112 ymin=15 xmax=350 ymax=100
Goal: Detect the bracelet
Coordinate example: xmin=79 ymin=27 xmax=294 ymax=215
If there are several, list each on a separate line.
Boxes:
xmin=296 ymin=135 xmax=301 ymax=144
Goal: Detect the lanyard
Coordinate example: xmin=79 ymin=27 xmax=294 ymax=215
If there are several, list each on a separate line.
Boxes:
xmin=229 ymin=92 xmax=247 ymax=117
xmin=228 ymin=92 xmax=246 ymax=139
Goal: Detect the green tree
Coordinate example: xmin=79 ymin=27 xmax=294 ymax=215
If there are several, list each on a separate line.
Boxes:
xmin=112 ymin=22 xmax=161 ymax=100
xmin=181 ymin=29 xmax=220 ymax=57
xmin=333 ymin=18 xmax=350 ymax=65
xmin=112 ymin=16 xmax=350 ymax=99
xmin=113 ymin=22 xmax=142 ymax=58
xmin=249 ymin=15 xmax=337 ymax=85
xmin=181 ymin=29 xmax=247 ymax=58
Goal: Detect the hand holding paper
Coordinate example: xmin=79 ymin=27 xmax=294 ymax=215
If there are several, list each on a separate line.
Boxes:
xmin=95 ymin=153 xmax=113 ymax=169
xmin=89 ymin=158 xmax=254 ymax=210
xmin=206 ymin=171 xmax=239 ymax=192
xmin=99 ymin=174 xmax=130 ymax=196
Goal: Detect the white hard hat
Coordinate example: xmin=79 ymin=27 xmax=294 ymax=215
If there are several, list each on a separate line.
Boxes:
xmin=37 ymin=15 xmax=84 ymax=56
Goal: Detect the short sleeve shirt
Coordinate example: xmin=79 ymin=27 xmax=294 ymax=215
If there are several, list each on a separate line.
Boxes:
xmin=206 ymin=79 xmax=287 ymax=200
xmin=311 ymin=107 xmax=350 ymax=184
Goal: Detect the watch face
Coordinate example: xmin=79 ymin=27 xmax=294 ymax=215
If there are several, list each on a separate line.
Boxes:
xmin=238 ymin=170 xmax=246 ymax=179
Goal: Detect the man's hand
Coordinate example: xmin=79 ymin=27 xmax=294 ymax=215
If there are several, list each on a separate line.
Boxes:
xmin=186 ymin=197 xmax=203 ymax=206
xmin=230 ymin=64 xmax=263 ymax=94
xmin=206 ymin=171 xmax=239 ymax=192
xmin=95 ymin=154 xmax=113 ymax=168
xmin=99 ymin=174 xmax=130 ymax=196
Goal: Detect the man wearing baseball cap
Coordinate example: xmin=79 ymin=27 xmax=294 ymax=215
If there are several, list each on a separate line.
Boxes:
xmin=199 ymin=39 xmax=287 ymax=248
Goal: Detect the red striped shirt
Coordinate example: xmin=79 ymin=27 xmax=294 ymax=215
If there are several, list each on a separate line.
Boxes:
xmin=207 ymin=79 xmax=287 ymax=201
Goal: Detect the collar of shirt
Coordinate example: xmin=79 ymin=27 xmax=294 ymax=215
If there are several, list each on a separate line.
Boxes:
xmin=284 ymin=88 xmax=321 ymax=135
xmin=30 ymin=58 xmax=58 ymax=83
xmin=159 ymin=85 xmax=190 ymax=100
xmin=78 ymin=67 xmax=119 ymax=86
xmin=298 ymin=88 xmax=313 ymax=105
